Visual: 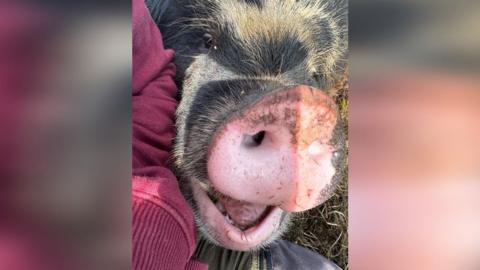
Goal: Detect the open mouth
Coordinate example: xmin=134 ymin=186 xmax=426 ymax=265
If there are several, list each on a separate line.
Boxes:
xmin=208 ymin=187 xmax=274 ymax=231
xmin=192 ymin=179 xmax=284 ymax=251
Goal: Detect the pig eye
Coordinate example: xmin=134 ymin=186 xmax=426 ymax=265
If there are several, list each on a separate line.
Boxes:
xmin=243 ymin=131 xmax=266 ymax=148
xmin=202 ymin=33 xmax=216 ymax=50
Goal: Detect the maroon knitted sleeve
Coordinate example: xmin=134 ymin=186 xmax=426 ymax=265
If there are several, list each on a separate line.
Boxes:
xmin=132 ymin=0 xmax=177 ymax=177
xmin=132 ymin=0 xmax=207 ymax=269
xmin=132 ymin=177 xmax=207 ymax=270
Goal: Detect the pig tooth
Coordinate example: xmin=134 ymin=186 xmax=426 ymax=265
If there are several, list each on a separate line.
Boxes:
xmin=225 ymin=214 xmax=234 ymax=225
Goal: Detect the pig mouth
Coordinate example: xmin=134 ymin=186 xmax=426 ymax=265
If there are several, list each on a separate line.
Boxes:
xmin=191 ymin=179 xmax=285 ymax=251
xmin=208 ymin=188 xmax=274 ymax=230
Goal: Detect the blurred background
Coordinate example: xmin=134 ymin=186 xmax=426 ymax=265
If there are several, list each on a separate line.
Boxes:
xmin=0 ymin=1 xmax=131 ymax=269
xmin=0 ymin=0 xmax=478 ymax=269
xmin=350 ymin=0 xmax=480 ymax=269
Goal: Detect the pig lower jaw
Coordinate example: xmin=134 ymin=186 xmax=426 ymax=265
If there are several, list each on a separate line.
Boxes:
xmin=193 ymin=179 xmax=284 ymax=250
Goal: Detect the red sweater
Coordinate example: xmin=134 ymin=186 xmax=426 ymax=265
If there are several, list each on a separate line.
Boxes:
xmin=132 ymin=0 xmax=207 ymax=269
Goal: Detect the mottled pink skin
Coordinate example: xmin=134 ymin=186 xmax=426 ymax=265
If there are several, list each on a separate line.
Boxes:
xmin=208 ymin=86 xmax=337 ymax=213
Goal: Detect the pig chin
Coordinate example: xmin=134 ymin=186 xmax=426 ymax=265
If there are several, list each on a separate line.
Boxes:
xmin=187 ymin=85 xmax=342 ymax=251
xmin=191 ymin=178 xmax=288 ymax=251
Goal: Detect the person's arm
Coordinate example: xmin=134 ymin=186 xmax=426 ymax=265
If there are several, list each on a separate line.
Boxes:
xmin=131 ymin=0 xmax=206 ymax=269
xmin=132 ymin=0 xmax=176 ymax=177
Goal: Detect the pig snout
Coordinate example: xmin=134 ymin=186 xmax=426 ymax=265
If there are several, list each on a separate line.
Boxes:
xmin=207 ymin=85 xmax=339 ymax=213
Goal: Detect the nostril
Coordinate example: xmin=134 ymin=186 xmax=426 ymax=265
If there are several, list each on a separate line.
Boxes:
xmin=252 ymin=131 xmax=265 ymax=145
xmin=243 ymin=131 xmax=266 ymax=148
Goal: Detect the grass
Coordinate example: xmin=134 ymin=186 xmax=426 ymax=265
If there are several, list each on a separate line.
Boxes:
xmin=284 ymin=74 xmax=349 ymax=269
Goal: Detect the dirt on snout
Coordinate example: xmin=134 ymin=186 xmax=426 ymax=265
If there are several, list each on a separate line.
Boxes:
xmin=284 ymin=72 xmax=349 ymax=270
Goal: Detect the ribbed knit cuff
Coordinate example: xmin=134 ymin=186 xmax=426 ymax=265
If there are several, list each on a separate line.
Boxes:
xmin=132 ymin=197 xmax=190 ymax=270
xmin=132 ymin=176 xmax=207 ymax=269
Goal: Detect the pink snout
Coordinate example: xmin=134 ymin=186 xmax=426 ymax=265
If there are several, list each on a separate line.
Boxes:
xmin=207 ymin=85 xmax=338 ymax=212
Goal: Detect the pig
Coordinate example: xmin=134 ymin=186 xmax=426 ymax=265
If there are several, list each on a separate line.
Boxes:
xmin=156 ymin=0 xmax=347 ymax=251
